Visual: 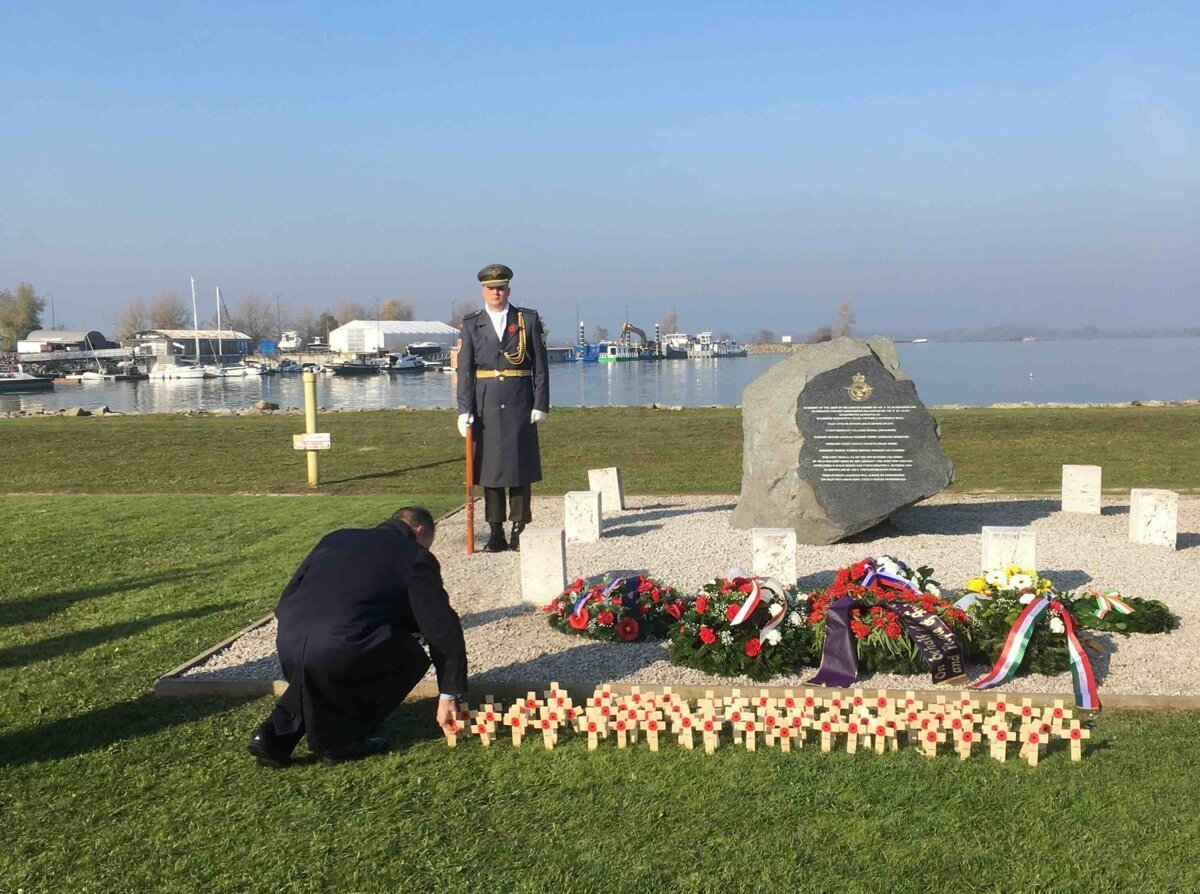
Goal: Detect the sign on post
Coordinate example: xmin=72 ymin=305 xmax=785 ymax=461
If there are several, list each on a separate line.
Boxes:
xmin=293 ymin=433 xmax=332 ymax=451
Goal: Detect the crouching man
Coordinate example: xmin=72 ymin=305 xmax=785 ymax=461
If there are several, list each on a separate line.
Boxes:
xmin=247 ymin=506 xmax=466 ymax=767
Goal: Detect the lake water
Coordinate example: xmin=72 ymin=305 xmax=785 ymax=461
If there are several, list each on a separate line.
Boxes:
xmin=3 ymin=338 xmax=1198 ymax=415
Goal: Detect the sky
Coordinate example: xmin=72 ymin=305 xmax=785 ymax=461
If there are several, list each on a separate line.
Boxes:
xmin=2 ymin=1 xmax=1197 ymax=340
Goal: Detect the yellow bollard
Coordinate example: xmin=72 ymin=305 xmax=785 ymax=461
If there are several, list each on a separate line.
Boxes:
xmin=303 ymin=371 xmax=320 ymax=487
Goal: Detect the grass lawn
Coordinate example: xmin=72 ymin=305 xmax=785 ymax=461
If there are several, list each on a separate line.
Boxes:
xmin=2 ymin=495 xmax=1199 ymax=893
xmin=2 ymin=405 xmax=1199 ymax=495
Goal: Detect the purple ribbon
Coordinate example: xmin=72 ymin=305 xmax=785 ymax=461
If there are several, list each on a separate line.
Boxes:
xmin=807 ymin=596 xmax=858 ymax=688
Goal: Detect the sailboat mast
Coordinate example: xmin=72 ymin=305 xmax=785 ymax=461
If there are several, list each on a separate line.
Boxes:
xmin=190 ymin=276 xmax=200 ymax=360
xmin=216 ymin=287 xmax=222 ymax=363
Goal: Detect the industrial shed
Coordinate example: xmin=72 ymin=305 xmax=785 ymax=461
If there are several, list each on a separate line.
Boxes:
xmin=127 ymin=329 xmax=253 ymax=359
xmin=328 ymin=320 xmax=460 ymax=354
xmin=16 ymin=330 xmax=118 ymax=353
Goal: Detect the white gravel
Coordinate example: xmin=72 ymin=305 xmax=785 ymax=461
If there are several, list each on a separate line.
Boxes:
xmin=182 ymin=494 xmax=1198 ymax=696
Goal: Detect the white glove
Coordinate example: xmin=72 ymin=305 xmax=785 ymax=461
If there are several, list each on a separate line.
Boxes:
xmin=457 ymin=413 xmax=474 ymax=437
xmin=530 ymin=409 xmax=547 ymax=424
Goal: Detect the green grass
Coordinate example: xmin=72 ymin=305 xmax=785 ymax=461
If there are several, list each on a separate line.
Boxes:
xmin=2 ymin=405 xmax=1200 ymax=495
xmin=2 ymin=495 xmax=1199 ymax=892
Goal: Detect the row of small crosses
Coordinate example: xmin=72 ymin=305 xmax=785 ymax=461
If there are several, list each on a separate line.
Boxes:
xmin=443 ymin=684 xmax=1093 ymax=765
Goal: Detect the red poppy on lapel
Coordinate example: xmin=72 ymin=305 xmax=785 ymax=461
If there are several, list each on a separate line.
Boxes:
xmin=506 ymin=324 xmax=517 ymax=334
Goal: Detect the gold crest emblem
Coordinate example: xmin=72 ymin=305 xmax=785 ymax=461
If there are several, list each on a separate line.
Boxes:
xmin=846 ymin=372 xmax=873 ymax=402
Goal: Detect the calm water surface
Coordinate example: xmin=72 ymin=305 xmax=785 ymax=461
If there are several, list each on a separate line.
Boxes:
xmin=3 ymin=338 xmax=1197 ymax=415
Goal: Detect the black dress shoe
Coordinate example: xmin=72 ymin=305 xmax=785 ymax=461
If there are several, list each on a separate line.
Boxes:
xmin=482 ymin=523 xmax=508 ymax=553
xmin=320 ymin=736 xmax=389 ymax=766
xmin=247 ymin=721 xmax=295 ymax=769
xmin=509 ymin=522 xmax=526 ymax=552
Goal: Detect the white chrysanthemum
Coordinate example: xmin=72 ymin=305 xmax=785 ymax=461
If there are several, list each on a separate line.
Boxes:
xmin=1019 ymin=592 xmax=1036 ymax=605
xmin=924 ymin=583 xmax=941 ymax=597
xmin=985 ymin=570 xmax=1008 ymax=587
xmin=718 ymin=630 xmax=734 ymax=645
xmin=764 ymin=630 xmax=783 ymax=646
xmin=878 ymin=557 xmax=900 ymax=575
xmin=788 ymin=611 xmax=804 ymax=628
xmin=769 ymin=602 xmax=784 ymax=617
xmin=1049 ymin=616 xmax=1065 ymax=634
xmin=1008 ymin=573 xmax=1035 ymax=591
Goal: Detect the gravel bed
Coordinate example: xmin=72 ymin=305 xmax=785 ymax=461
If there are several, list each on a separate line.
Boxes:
xmin=182 ymin=494 xmax=1198 ymax=696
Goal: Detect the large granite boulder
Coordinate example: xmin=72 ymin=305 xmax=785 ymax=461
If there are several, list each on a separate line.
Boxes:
xmin=730 ymin=337 xmax=953 ymax=544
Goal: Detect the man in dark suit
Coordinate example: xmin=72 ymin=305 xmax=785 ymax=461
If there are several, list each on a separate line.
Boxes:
xmin=247 ymin=506 xmax=467 ymax=768
xmin=456 ymin=264 xmax=550 ymax=553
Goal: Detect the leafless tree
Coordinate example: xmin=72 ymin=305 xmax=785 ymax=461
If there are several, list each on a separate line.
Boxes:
xmin=379 ymin=298 xmax=416 ymax=321
xmin=147 ymin=290 xmax=189 ymax=329
xmin=335 ymin=300 xmax=368 ymax=324
xmin=448 ymin=297 xmax=480 ymax=329
xmin=755 ymin=328 xmax=776 ymax=344
xmin=117 ymin=297 xmax=150 ymax=339
xmin=831 ymin=300 xmax=856 ymax=338
xmin=229 ymin=293 xmax=274 ymax=343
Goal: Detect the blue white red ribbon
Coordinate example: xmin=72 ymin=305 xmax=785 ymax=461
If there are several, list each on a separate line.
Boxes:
xmin=860 ymin=559 xmax=920 ymax=594
xmin=573 ymin=577 xmax=625 ymax=617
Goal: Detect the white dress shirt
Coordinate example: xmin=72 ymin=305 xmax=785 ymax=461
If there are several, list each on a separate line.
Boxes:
xmin=486 ymin=304 xmax=509 ymax=340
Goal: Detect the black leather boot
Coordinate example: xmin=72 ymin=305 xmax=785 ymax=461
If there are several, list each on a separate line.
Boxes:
xmin=483 ymin=523 xmax=508 ymax=552
xmin=247 ymin=721 xmax=298 ymax=769
xmin=509 ymin=522 xmax=526 ymax=552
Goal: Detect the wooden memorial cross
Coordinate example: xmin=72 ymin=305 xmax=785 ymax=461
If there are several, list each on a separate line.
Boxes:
xmin=842 ymin=715 xmax=865 ymax=755
xmin=613 ymin=714 xmax=632 ymax=749
xmin=755 ymin=689 xmax=777 ymax=715
xmin=583 ymin=711 xmax=607 ymax=751
xmin=506 ymin=707 xmax=529 ymax=747
xmin=617 ymin=702 xmax=642 ymax=745
xmin=901 ymin=690 xmax=923 ymax=713
xmin=674 ymin=711 xmax=696 ymax=750
xmin=850 ymin=688 xmax=867 ymax=712
xmin=774 ymin=722 xmax=794 ymax=753
xmin=902 ymin=709 xmax=922 ymax=747
xmin=787 ymin=711 xmax=808 ymax=748
xmin=823 ymin=690 xmax=845 ymax=715
xmin=817 ymin=712 xmax=838 ymax=753
xmin=1048 ymin=699 xmax=1073 ymax=730
xmin=761 ymin=711 xmax=781 ymax=748
xmin=871 ymin=719 xmax=895 ymax=754
xmin=921 ymin=725 xmax=946 ymax=758
xmin=444 ymin=715 xmax=461 ymax=748
xmin=1020 ymin=727 xmax=1045 ymax=767
xmin=987 ymin=723 xmax=1011 ymax=762
xmin=802 ymin=688 xmax=819 ymax=713
xmin=1061 ymin=719 xmax=1091 ymax=762
xmin=873 ymin=689 xmax=893 ymax=715
xmin=954 ymin=726 xmax=977 ymax=761
xmin=780 ymin=689 xmax=798 ymax=713
xmin=641 ymin=709 xmax=665 ymax=752
xmin=734 ymin=715 xmax=761 ymax=752
xmin=536 ymin=713 xmax=558 ymax=750
xmin=957 ymin=691 xmax=981 ymax=714
xmin=1018 ymin=698 xmax=1039 ymax=725
xmin=700 ymin=714 xmax=721 ymax=755
xmin=987 ymin=693 xmax=1011 ymax=719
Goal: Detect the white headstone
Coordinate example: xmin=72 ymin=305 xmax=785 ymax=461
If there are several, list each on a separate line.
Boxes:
xmin=1062 ymin=465 xmax=1102 ymax=514
xmin=981 ymin=526 xmax=1036 ymax=573
xmin=564 ymin=491 xmax=603 ymax=542
xmin=519 ymin=527 xmax=567 ymax=604
xmin=751 ymin=528 xmax=797 ymax=583
xmin=1129 ymin=489 xmax=1178 ymax=549
xmin=587 ymin=467 xmax=625 ymax=512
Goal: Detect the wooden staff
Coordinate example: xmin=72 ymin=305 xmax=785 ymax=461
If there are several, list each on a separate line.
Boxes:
xmin=465 ymin=421 xmax=475 ymax=554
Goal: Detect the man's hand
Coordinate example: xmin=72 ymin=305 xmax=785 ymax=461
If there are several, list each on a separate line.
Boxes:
xmin=436 ymin=697 xmax=458 ymax=736
xmin=456 ymin=413 xmax=474 ymax=438
xmin=530 ymin=409 xmax=547 ymax=425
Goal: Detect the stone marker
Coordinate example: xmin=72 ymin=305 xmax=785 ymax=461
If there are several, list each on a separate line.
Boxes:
xmin=731 ymin=338 xmax=954 ymax=544
xmin=751 ymin=528 xmax=797 ymax=583
xmin=1062 ymin=465 xmax=1102 ymax=514
xmin=1129 ymin=488 xmax=1178 ymax=549
xmin=588 ymin=467 xmax=625 ymax=512
xmin=564 ymin=491 xmax=603 ymax=542
xmin=981 ymin=526 xmax=1036 ymax=573
xmin=519 ymin=527 xmax=567 ymax=604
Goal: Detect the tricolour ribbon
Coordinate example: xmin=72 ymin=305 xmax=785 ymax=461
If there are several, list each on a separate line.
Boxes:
xmin=807 ymin=596 xmax=858 ymax=688
xmin=1056 ymin=601 xmax=1101 ymax=711
xmin=729 ymin=578 xmax=761 ymax=625
xmin=573 ymin=576 xmax=625 ymax=617
xmin=860 ymin=561 xmax=920 ymax=594
xmin=757 ymin=579 xmax=788 ymax=638
xmin=1093 ymin=589 xmax=1135 ymax=620
xmin=971 ymin=596 xmax=1050 ymax=690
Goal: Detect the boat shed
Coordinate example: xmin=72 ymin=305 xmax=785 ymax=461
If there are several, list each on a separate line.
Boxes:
xmin=126 ymin=329 xmax=253 ymax=359
xmin=16 ymin=330 xmax=118 ymax=353
xmin=328 ymin=320 xmax=460 ymax=355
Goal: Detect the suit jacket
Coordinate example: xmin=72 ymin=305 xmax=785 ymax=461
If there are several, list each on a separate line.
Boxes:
xmin=456 ymin=304 xmax=549 ymax=487
xmin=275 ymin=520 xmax=468 ymax=696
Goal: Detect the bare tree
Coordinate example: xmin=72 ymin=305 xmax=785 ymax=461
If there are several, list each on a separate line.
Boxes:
xmin=831 ymin=300 xmax=856 ymax=338
xmin=448 ymin=297 xmax=479 ymax=329
xmin=379 ymin=298 xmax=416 ymax=321
xmin=593 ymin=325 xmax=611 ymax=343
xmin=659 ymin=310 xmax=680 ymax=333
xmin=147 ymin=290 xmax=189 ymax=329
xmin=118 ymin=297 xmax=150 ymax=339
xmin=230 ymin=293 xmax=274 ymax=343
xmin=335 ymin=300 xmax=367 ymax=324
xmin=754 ymin=328 xmax=776 ymax=345
xmin=291 ymin=307 xmax=319 ymax=345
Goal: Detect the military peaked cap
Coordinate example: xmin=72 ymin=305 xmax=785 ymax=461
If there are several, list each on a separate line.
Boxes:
xmin=477 ymin=264 xmax=514 ymax=287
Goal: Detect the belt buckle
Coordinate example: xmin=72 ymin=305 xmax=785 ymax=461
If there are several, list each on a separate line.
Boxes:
xmin=497 ymin=372 xmax=506 ymax=380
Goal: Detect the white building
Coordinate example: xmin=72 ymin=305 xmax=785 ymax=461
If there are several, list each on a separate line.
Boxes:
xmin=329 ymin=320 xmax=460 ymax=355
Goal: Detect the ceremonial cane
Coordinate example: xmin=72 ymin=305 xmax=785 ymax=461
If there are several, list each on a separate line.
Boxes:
xmin=465 ymin=422 xmax=476 ymax=554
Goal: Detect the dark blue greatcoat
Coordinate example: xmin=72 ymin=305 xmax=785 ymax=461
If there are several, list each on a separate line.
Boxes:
xmin=456 ymin=304 xmax=550 ymax=488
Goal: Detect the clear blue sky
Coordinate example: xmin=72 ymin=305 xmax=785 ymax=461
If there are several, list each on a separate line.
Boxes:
xmin=2 ymin=1 xmax=1197 ymax=338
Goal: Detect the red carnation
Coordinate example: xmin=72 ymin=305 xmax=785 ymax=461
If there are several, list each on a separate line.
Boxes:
xmin=650 ymin=588 xmax=661 ymax=602
xmin=745 ymin=637 xmax=762 ymax=657
xmin=873 ymin=615 xmax=888 ymax=628
xmin=695 ymin=595 xmax=710 ymax=614
xmin=616 ymin=616 xmax=640 ymax=641
xmin=597 ymin=611 xmax=615 ymax=627
xmin=885 ymin=621 xmax=902 ymax=639
xmin=699 ymin=626 xmax=716 ymax=645
xmin=725 ymin=604 xmax=741 ymax=622
xmin=666 ymin=602 xmax=683 ymax=620
xmin=739 ymin=581 xmax=755 ymax=595
xmin=850 ymin=620 xmax=870 ymax=639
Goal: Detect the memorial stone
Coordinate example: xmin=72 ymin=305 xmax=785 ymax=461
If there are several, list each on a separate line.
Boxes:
xmin=564 ymin=491 xmax=603 ymax=542
xmin=519 ymin=527 xmax=567 ymax=604
xmin=750 ymin=528 xmax=797 ymax=583
xmin=1062 ymin=465 xmax=1102 ymax=514
xmin=981 ymin=526 xmax=1037 ymax=573
xmin=1129 ymin=489 xmax=1178 ymax=549
xmin=732 ymin=338 xmax=954 ymax=544
xmin=588 ymin=467 xmax=626 ymax=512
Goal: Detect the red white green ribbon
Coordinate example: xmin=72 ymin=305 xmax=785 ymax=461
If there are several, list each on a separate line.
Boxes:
xmin=972 ymin=596 xmax=1051 ymax=690
xmin=1055 ymin=600 xmax=1101 ymax=710
xmin=1093 ymin=589 xmax=1135 ymax=620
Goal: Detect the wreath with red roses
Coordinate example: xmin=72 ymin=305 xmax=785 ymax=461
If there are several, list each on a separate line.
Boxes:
xmin=544 ymin=574 xmax=682 ymax=642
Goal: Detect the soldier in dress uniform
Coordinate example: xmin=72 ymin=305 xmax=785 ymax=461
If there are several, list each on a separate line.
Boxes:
xmin=456 ymin=264 xmax=549 ymax=552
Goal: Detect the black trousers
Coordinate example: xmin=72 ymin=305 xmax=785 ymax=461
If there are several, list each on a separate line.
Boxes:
xmin=484 ymin=485 xmax=532 ymax=524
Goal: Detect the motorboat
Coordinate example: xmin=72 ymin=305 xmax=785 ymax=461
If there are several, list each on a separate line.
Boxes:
xmin=325 ymin=360 xmax=380 ymax=376
xmin=277 ymin=359 xmax=302 ymax=374
xmin=382 ymin=353 xmax=425 ymax=373
xmin=0 ymin=367 xmax=55 ymax=393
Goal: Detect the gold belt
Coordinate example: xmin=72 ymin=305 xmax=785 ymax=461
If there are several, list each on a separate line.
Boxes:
xmin=475 ymin=369 xmax=532 ymax=379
